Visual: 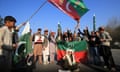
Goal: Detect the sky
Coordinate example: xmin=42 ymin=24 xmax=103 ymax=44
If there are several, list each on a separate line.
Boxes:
xmin=0 ymin=0 xmax=120 ymax=35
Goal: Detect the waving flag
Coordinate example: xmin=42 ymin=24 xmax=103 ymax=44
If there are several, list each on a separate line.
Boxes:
xmin=14 ymin=22 xmax=32 ymax=63
xmin=93 ymin=14 xmax=96 ymax=32
xmin=49 ymin=0 xmax=89 ymax=20
xmin=20 ymin=21 xmax=32 ymax=55
xmin=57 ymin=40 xmax=88 ymax=63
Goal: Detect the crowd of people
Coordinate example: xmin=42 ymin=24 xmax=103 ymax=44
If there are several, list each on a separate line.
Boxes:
xmin=0 ymin=16 xmax=117 ymax=72
xmin=32 ymin=28 xmax=57 ymax=65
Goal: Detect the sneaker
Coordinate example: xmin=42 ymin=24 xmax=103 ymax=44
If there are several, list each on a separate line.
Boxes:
xmin=50 ymin=61 xmax=54 ymax=64
xmin=74 ymin=68 xmax=80 ymax=72
xmin=111 ymin=67 xmax=116 ymax=72
xmin=104 ymin=66 xmax=107 ymax=69
xmin=58 ymin=69 xmax=71 ymax=72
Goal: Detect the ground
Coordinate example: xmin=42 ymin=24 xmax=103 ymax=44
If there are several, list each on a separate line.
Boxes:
xmin=12 ymin=49 xmax=120 ymax=72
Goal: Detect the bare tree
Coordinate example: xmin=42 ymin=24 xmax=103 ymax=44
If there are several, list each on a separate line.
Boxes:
xmin=0 ymin=16 xmax=4 ymax=27
xmin=106 ymin=16 xmax=120 ymax=28
xmin=105 ymin=16 xmax=120 ymax=48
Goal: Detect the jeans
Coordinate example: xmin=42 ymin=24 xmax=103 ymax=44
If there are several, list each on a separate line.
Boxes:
xmin=89 ymin=46 xmax=101 ymax=65
xmin=99 ymin=45 xmax=115 ymax=69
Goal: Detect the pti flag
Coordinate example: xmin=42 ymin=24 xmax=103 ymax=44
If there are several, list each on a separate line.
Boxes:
xmin=57 ymin=40 xmax=88 ymax=63
xmin=48 ymin=0 xmax=89 ymax=20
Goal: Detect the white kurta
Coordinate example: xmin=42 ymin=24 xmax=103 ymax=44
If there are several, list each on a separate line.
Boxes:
xmin=0 ymin=26 xmax=13 ymax=71
xmin=42 ymin=35 xmax=49 ymax=64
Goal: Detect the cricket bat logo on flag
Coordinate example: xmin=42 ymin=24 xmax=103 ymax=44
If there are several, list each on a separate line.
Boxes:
xmin=48 ymin=0 xmax=89 ymax=21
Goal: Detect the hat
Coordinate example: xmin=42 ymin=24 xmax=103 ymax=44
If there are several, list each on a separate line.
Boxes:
xmin=38 ymin=28 xmax=42 ymax=31
xmin=99 ymin=27 xmax=104 ymax=31
xmin=66 ymin=49 xmax=74 ymax=53
xmin=4 ymin=16 xmax=16 ymax=23
xmin=44 ymin=29 xmax=48 ymax=32
xmin=51 ymin=32 xmax=56 ymax=35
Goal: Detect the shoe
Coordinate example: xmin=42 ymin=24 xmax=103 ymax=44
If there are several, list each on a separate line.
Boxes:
xmin=104 ymin=66 xmax=107 ymax=69
xmin=50 ymin=61 xmax=54 ymax=64
xmin=47 ymin=61 xmax=50 ymax=64
xmin=43 ymin=61 xmax=49 ymax=65
xmin=111 ymin=67 xmax=116 ymax=72
xmin=74 ymin=68 xmax=80 ymax=72
xmin=39 ymin=62 xmax=42 ymax=64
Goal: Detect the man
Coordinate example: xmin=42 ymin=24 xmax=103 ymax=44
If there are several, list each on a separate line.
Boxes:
xmin=59 ymin=49 xmax=79 ymax=71
xmin=88 ymin=31 xmax=101 ymax=65
xmin=0 ymin=16 xmax=16 ymax=72
xmin=33 ymin=28 xmax=44 ymax=64
xmin=43 ymin=29 xmax=49 ymax=65
xmin=49 ymin=32 xmax=56 ymax=63
xmin=99 ymin=27 xmax=116 ymax=71
xmin=78 ymin=27 xmax=90 ymax=41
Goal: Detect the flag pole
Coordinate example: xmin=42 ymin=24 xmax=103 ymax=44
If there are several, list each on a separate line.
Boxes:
xmin=16 ymin=0 xmax=48 ymax=30
xmin=75 ymin=20 xmax=80 ymax=32
xmin=77 ymin=20 xmax=80 ymax=28
xmin=27 ymin=0 xmax=48 ymax=22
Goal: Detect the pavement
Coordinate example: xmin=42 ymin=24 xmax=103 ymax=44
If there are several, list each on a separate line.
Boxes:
xmin=33 ymin=62 xmax=103 ymax=72
xmin=10 ymin=49 xmax=120 ymax=72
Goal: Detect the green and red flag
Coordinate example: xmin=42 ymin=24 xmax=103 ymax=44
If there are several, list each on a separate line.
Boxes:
xmin=57 ymin=40 xmax=88 ymax=63
xmin=48 ymin=0 xmax=89 ymax=21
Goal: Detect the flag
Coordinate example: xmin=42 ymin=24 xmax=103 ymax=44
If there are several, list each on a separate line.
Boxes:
xmin=57 ymin=40 xmax=88 ymax=63
xmin=48 ymin=0 xmax=89 ymax=21
xmin=58 ymin=21 xmax=62 ymax=31
xmin=14 ymin=21 xmax=32 ymax=63
xmin=56 ymin=22 xmax=63 ymax=41
xmin=20 ymin=21 xmax=32 ymax=55
xmin=93 ymin=14 xmax=96 ymax=32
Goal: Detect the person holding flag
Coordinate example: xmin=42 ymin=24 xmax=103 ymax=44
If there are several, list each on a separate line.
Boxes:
xmin=61 ymin=48 xmax=79 ymax=71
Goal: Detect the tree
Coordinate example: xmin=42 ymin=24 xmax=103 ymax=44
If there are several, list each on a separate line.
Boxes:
xmin=0 ymin=16 xmax=4 ymax=27
xmin=105 ymin=16 xmax=120 ymax=48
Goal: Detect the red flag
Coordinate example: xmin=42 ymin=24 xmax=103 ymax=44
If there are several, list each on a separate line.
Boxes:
xmin=48 ymin=0 xmax=89 ymax=21
xmin=57 ymin=40 xmax=88 ymax=63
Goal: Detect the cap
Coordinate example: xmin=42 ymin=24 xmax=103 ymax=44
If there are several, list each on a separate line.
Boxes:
xmin=99 ymin=26 xmax=104 ymax=31
xmin=51 ymin=32 xmax=56 ymax=35
xmin=4 ymin=16 xmax=16 ymax=23
xmin=66 ymin=49 xmax=74 ymax=53
xmin=38 ymin=28 xmax=42 ymax=31
xmin=44 ymin=29 xmax=48 ymax=32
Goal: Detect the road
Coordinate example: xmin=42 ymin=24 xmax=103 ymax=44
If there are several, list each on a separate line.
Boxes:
xmin=12 ymin=49 xmax=120 ymax=72
xmin=32 ymin=63 xmax=102 ymax=72
xmin=111 ymin=49 xmax=120 ymax=66
xmin=111 ymin=49 xmax=120 ymax=72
